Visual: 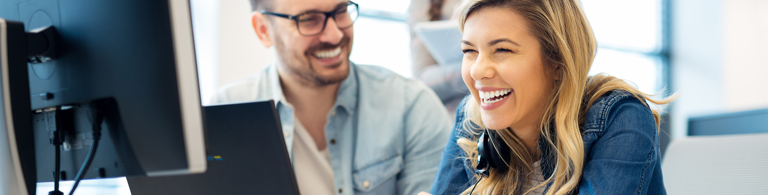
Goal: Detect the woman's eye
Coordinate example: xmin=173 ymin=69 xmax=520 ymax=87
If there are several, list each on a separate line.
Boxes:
xmin=462 ymin=49 xmax=477 ymax=54
xmin=496 ymin=48 xmax=513 ymax=53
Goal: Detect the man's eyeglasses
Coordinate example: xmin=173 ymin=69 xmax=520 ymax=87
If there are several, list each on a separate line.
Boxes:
xmin=261 ymin=1 xmax=359 ymax=36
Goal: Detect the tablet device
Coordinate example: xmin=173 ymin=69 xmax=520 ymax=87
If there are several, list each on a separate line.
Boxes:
xmin=126 ymin=100 xmax=299 ymax=195
xmin=414 ymin=20 xmax=463 ymax=66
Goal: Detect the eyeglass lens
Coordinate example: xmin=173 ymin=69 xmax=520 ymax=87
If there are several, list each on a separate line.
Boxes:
xmin=296 ymin=3 xmax=359 ymax=35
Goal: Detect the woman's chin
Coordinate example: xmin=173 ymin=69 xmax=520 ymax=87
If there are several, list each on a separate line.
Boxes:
xmin=481 ymin=120 xmax=511 ymax=130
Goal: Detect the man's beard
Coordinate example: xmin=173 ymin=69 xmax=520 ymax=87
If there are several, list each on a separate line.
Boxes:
xmin=275 ymin=35 xmax=352 ymax=87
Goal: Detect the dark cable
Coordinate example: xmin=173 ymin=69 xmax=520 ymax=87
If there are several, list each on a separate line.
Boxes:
xmin=54 ymin=144 xmax=61 ymax=190
xmin=49 ymin=110 xmax=64 ymax=195
xmin=69 ymin=103 xmax=105 ymax=195
xmin=469 ymin=177 xmax=482 ymax=195
xmin=68 ymin=123 xmax=100 ymax=195
xmin=49 ymin=140 xmax=63 ymax=195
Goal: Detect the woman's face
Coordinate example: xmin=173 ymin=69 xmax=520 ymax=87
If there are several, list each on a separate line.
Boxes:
xmin=461 ymin=7 xmax=557 ymax=130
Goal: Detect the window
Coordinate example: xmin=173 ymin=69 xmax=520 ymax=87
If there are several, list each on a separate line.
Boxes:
xmin=354 ymin=0 xmax=410 ymax=20
xmin=582 ymin=0 xmax=669 ymax=95
xmin=350 ymin=16 xmax=412 ymax=77
xmin=349 ymin=0 xmax=413 ymax=77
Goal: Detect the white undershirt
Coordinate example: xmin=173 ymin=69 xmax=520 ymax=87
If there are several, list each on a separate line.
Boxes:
xmin=292 ymin=119 xmax=336 ymax=195
xmin=524 ymin=160 xmax=546 ymax=195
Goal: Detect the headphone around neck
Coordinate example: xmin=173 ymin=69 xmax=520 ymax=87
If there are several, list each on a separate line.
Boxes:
xmin=475 ymin=129 xmax=512 ymax=174
xmin=469 ymin=129 xmax=513 ymax=194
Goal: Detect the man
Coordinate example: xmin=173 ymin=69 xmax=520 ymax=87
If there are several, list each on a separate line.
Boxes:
xmin=211 ymin=0 xmax=452 ymax=194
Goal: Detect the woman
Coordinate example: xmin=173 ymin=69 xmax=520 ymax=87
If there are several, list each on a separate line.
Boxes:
xmin=423 ymin=0 xmax=676 ymax=194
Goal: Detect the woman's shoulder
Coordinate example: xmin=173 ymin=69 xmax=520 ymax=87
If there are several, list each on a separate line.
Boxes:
xmin=454 ymin=95 xmax=478 ymax=138
xmin=579 ymin=92 xmax=665 ymax=194
xmin=582 ymin=90 xmax=654 ymax=134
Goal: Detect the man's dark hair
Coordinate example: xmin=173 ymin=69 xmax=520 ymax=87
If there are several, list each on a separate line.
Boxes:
xmin=249 ymin=0 xmax=273 ymax=11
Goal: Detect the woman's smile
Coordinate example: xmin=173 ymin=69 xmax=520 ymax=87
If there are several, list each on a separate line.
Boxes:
xmin=477 ymin=87 xmax=513 ymax=110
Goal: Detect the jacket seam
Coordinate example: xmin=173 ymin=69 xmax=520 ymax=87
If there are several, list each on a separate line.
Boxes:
xmin=636 ymin=143 xmax=654 ymax=195
xmin=596 ymin=91 xmax=640 ymax=134
xmin=597 ymin=92 xmax=625 ymax=135
xmin=581 ymin=129 xmax=600 ymax=134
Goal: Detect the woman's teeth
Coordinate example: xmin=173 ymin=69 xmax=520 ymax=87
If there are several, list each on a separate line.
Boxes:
xmin=314 ymin=47 xmax=342 ymax=59
xmin=479 ymin=89 xmax=512 ymax=104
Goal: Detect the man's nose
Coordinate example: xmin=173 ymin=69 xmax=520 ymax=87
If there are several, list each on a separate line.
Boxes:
xmin=317 ymin=17 xmax=344 ymax=44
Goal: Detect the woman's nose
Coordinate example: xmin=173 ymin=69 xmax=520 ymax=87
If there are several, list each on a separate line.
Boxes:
xmin=470 ymin=55 xmax=496 ymax=81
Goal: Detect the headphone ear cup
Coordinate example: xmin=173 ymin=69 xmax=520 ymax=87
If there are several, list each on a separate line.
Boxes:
xmin=487 ymin=131 xmax=510 ymax=173
xmin=475 ymin=130 xmax=491 ymax=171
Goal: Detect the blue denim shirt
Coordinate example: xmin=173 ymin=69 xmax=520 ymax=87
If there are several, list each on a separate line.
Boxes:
xmin=429 ymin=90 xmax=666 ymax=195
xmin=212 ymin=63 xmax=452 ymax=195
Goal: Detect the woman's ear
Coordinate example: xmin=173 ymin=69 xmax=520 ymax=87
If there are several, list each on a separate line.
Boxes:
xmin=547 ymin=63 xmax=562 ymax=81
xmin=251 ymin=12 xmax=273 ymax=48
xmin=553 ymin=65 xmax=561 ymax=81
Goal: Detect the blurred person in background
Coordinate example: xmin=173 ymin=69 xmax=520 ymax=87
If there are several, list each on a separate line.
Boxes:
xmin=212 ymin=0 xmax=452 ymax=194
xmin=407 ymin=0 xmax=468 ymax=117
xmin=422 ymin=0 xmax=677 ymax=194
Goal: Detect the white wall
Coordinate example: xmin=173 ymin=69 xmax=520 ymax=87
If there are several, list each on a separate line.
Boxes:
xmin=723 ymin=0 xmax=768 ymax=112
xmin=191 ymin=0 xmax=221 ymax=105
xmin=671 ymin=0 xmax=768 ymax=139
xmin=216 ymin=0 xmax=276 ymax=90
xmin=193 ymin=0 xmax=275 ymax=104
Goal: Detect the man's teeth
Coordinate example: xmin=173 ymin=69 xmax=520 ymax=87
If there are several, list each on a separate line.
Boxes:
xmin=314 ymin=47 xmax=342 ymax=59
xmin=479 ymin=89 xmax=512 ymax=104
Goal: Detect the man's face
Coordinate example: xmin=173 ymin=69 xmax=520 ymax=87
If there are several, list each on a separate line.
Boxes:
xmin=267 ymin=0 xmax=354 ymax=86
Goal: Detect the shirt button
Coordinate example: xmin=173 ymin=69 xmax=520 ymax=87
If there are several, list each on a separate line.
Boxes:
xmin=338 ymin=188 xmax=343 ymax=193
xmin=330 ymin=139 xmax=336 ymax=144
xmin=284 ymin=132 xmax=290 ymax=138
xmin=331 ymin=110 xmax=337 ymax=116
xmin=363 ymin=180 xmax=370 ymax=188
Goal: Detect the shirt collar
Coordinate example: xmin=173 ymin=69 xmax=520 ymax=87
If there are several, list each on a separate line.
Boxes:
xmin=335 ymin=62 xmax=358 ymax=115
xmin=268 ymin=64 xmax=291 ymax=109
xmin=267 ymin=62 xmax=358 ymax=114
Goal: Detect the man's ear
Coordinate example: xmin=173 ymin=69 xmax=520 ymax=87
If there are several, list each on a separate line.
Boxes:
xmin=252 ymin=12 xmax=273 ymax=48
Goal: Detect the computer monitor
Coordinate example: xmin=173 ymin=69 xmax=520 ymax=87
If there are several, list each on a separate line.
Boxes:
xmin=0 ymin=0 xmax=206 ymax=194
xmin=0 ymin=18 xmax=36 ymax=195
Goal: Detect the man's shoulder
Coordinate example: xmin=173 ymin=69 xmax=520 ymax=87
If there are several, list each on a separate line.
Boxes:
xmin=354 ymin=64 xmax=444 ymax=116
xmin=355 ymin=64 xmax=432 ymax=94
xmin=355 ymin=64 xmax=402 ymax=82
xmin=210 ymin=67 xmax=273 ymax=105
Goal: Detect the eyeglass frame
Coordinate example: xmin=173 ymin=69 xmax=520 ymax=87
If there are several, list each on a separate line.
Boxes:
xmin=260 ymin=1 xmax=359 ymax=36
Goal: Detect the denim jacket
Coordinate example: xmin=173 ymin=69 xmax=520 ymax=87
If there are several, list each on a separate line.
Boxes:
xmin=212 ymin=63 xmax=453 ymax=195
xmin=429 ymin=90 xmax=666 ymax=195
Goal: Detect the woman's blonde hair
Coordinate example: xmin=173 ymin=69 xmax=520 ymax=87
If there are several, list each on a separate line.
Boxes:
xmin=454 ymin=0 xmax=677 ymax=194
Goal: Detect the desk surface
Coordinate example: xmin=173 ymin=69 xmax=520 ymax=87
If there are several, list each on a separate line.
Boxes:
xmin=37 ymin=177 xmax=131 ymax=195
